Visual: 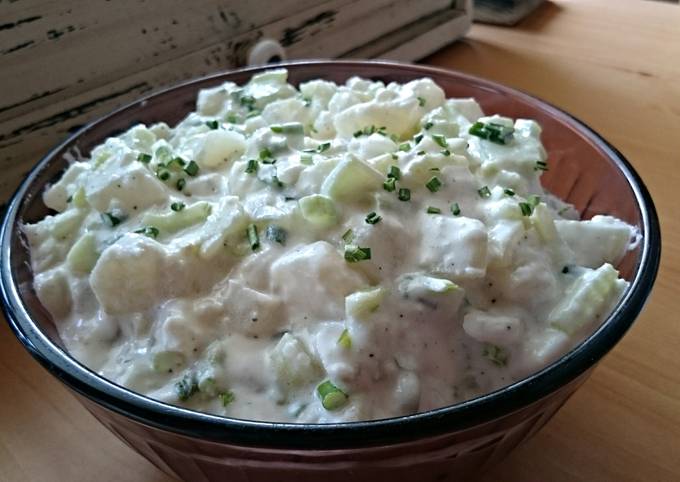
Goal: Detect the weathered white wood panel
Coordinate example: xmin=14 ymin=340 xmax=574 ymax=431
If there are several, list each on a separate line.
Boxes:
xmin=0 ymin=0 xmax=470 ymax=203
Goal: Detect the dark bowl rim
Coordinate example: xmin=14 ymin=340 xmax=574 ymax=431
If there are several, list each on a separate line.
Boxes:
xmin=0 ymin=59 xmax=661 ymax=450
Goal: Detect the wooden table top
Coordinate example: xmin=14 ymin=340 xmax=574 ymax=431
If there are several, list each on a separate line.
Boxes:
xmin=1 ymin=1 xmax=679 ymax=480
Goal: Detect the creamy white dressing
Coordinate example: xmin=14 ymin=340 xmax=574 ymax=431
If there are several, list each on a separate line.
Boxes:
xmin=26 ymin=69 xmax=636 ymax=423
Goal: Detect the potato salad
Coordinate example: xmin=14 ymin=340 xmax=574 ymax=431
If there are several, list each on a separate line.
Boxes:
xmin=25 ymin=69 xmax=636 ymax=423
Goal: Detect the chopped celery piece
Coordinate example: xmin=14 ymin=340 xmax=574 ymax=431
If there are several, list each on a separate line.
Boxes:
xmin=317 ymin=380 xmax=348 ymax=411
xmin=548 ymin=263 xmax=624 ymax=334
xmin=320 ymin=156 xmax=383 ymax=202
xmin=141 ymin=202 xmax=212 ymax=234
xmin=337 ymin=328 xmax=352 ymax=349
xmin=270 ymin=122 xmax=304 ymax=135
xmin=66 ymin=232 xmax=99 ymax=274
xmin=299 ymin=194 xmax=337 ymax=228
xmin=152 ymin=351 xmax=186 ymax=373
xmin=72 ymin=187 xmax=88 ymax=208
xmin=345 ymin=287 xmax=386 ymax=319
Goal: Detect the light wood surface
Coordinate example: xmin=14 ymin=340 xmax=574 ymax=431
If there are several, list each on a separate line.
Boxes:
xmin=1 ymin=0 xmax=679 ymax=480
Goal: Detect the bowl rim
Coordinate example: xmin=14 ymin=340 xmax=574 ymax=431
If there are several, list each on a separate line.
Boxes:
xmin=0 ymin=59 xmax=661 ymax=450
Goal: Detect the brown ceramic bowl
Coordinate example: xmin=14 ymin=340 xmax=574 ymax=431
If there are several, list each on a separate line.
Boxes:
xmin=0 ymin=61 xmax=660 ymax=481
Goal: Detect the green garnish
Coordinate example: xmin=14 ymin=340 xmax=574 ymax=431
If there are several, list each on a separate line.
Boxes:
xmin=383 ymin=177 xmax=397 ymax=192
xmin=387 ymin=165 xmax=401 ymax=180
xmin=176 ymin=178 xmax=186 ymax=191
xmin=519 ymin=202 xmax=533 ymax=216
xmin=483 ymin=344 xmax=508 ymax=367
xmin=450 ymin=202 xmax=461 ymax=216
xmin=417 ymin=96 xmax=426 ymax=107
xmin=425 ymin=176 xmax=442 ymax=192
xmin=270 ymin=123 xmax=304 ymax=135
xmin=344 ymin=245 xmax=371 ymax=263
xmin=167 ymin=156 xmax=186 ymax=169
xmin=101 ymin=212 xmax=123 ymax=227
xmin=137 ymin=153 xmax=152 ymax=164
xmin=206 ymin=120 xmax=219 ymax=129
xmin=432 ymin=134 xmax=448 ymax=148
xmin=528 ymin=194 xmax=541 ymax=206
xmin=226 ymin=113 xmax=240 ymax=124
xmin=534 ymin=160 xmax=549 ymax=171
xmin=424 ymin=121 xmax=434 ymax=130
xmin=259 ymin=148 xmax=273 ymax=161
xmin=478 ymin=186 xmax=491 ymax=198
xmin=504 ymin=188 xmax=516 ymax=197
xmin=390 ymin=153 xmax=398 ymax=160
xmin=317 ymin=142 xmax=331 ymax=153
xmin=175 ymin=374 xmax=199 ymax=401
xmin=170 ymin=202 xmax=185 ymax=212
xmin=398 ymin=142 xmax=410 ymax=152
xmin=341 ymin=229 xmax=354 ymax=244
xmin=266 ymin=224 xmax=287 ymax=245
xmin=134 ymin=226 xmax=159 ymax=239
xmin=365 ymin=212 xmax=382 ymax=225
xmin=414 ymin=134 xmax=424 ymax=144
xmin=441 ymin=149 xmax=450 ymax=156
xmin=353 ymin=125 xmax=387 ymax=137
xmin=317 ymin=380 xmax=348 ymax=410
xmin=398 ymin=188 xmax=411 ymax=201
xmin=184 ymin=160 xmax=199 ymax=177
xmin=469 ymin=121 xmax=514 ymax=145
xmin=157 ymin=170 xmax=170 ymax=181
xmin=247 ymin=223 xmax=260 ymax=251
xmin=245 ymin=109 xmax=261 ymax=118
xmin=337 ymin=329 xmax=352 ymax=349
xmin=417 ymin=150 xmax=426 ymax=156
xmin=245 ymin=159 xmax=259 ymax=174
xmin=219 ymin=390 xmax=235 ymax=407
xmin=240 ymin=95 xmax=256 ymax=110
xmin=426 ymin=206 xmax=442 ymax=214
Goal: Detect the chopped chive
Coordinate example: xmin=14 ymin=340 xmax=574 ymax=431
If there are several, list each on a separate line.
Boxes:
xmin=450 ymin=202 xmax=461 ymax=216
xmin=398 ymin=142 xmax=411 ymax=152
xmin=483 ymin=344 xmax=508 ymax=367
xmin=504 ymin=188 xmax=516 ymax=197
xmin=417 ymin=96 xmax=426 ymax=107
xmin=429 ymin=167 xmax=440 ymax=172
xmin=219 ymin=390 xmax=235 ymax=407
xmin=390 ymin=153 xmax=398 ymax=160
xmin=317 ymin=380 xmax=348 ymax=410
xmin=176 ymin=178 xmax=186 ymax=191
xmin=66 ymin=195 xmax=73 ymax=203
xmin=469 ymin=121 xmax=514 ymax=145
xmin=414 ymin=134 xmax=424 ymax=144
xmin=226 ymin=113 xmax=240 ymax=124
xmin=397 ymin=188 xmax=411 ymax=201
xmin=441 ymin=149 xmax=451 ymax=156
xmin=205 ymin=120 xmax=219 ymax=129
xmin=426 ymin=206 xmax=442 ymax=214
xmin=259 ymin=148 xmax=273 ymax=160
xmin=170 ymin=202 xmax=185 ymax=212
xmin=270 ymin=125 xmax=283 ymax=133
xmin=175 ymin=374 xmax=199 ymax=401
xmin=134 ymin=226 xmax=159 ymax=239
xmin=265 ymin=224 xmax=287 ymax=245
xmin=478 ymin=186 xmax=491 ymax=198
xmin=519 ymin=202 xmax=533 ymax=216
xmin=344 ymin=245 xmax=371 ymax=263
xmin=101 ymin=212 xmax=122 ymax=227
xmin=424 ymin=121 xmax=434 ymax=130
xmin=300 ymin=154 xmax=313 ymax=165
xmin=137 ymin=153 xmax=152 ymax=164
xmin=184 ymin=160 xmax=199 ymax=177
xmin=245 ymin=159 xmax=259 ymax=174
xmin=432 ymin=134 xmax=448 ymax=148
xmin=167 ymin=156 xmax=186 ymax=169
xmin=417 ymin=150 xmax=426 ymax=156
xmin=337 ymin=329 xmax=352 ymax=349
xmin=157 ymin=169 xmax=170 ymax=181
xmin=383 ymin=177 xmax=397 ymax=192
xmin=341 ymin=229 xmax=354 ymax=244
xmin=528 ymin=195 xmax=541 ymax=206
xmin=240 ymin=95 xmax=256 ymax=109
xmin=387 ymin=165 xmax=401 ymax=180
xmin=534 ymin=160 xmax=549 ymax=171
xmin=365 ymin=212 xmax=382 ymax=225
xmin=247 ymin=224 xmax=260 ymax=251
xmin=317 ymin=142 xmax=331 ymax=153
xmin=425 ymin=176 xmax=443 ymax=192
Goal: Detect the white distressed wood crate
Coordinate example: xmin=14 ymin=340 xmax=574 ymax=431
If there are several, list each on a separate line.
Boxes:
xmin=0 ymin=0 xmax=471 ymax=203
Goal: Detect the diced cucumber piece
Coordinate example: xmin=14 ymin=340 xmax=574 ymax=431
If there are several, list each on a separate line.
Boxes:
xmin=298 ymin=194 xmax=337 ymax=228
xmin=66 ymin=232 xmax=99 ymax=274
xmin=548 ymin=263 xmax=625 ymax=334
xmin=141 ymin=202 xmax=212 ymax=234
xmin=320 ymin=156 xmax=383 ymax=202
xmin=345 ymin=287 xmax=386 ymax=319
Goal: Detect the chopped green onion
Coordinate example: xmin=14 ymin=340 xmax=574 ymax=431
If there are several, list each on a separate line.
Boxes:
xmin=344 ymin=245 xmax=371 ymax=263
xmin=167 ymin=156 xmax=186 ymax=169
xmin=424 ymin=121 xmax=434 ymax=130
xmin=271 ymin=123 xmax=304 ymax=135
xmin=387 ymin=165 xmax=401 ymax=180
xmin=219 ymin=390 xmax=235 ymax=407
xmin=398 ymin=142 xmax=411 ymax=152
xmin=175 ymin=374 xmax=199 ymax=401
xmin=426 ymin=206 xmax=442 ymax=214
xmin=483 ymin=344 xmax=508 ymax=367
xmin=417 ymin=96 xmax=426 ymax=107
xmin=519 ymin=202 xmax=533 ymax=216
xmin=398 ymin=188 xmax=411 ymax=201
xmin=341 ymin=229 xmax=354 ymax=244
xmin=170 ymin=202 xmax=185 ymax=212
xmin=226 ymin=113 xmax=240 ymax=124
xmin=383 ymin=177 xmax=397 ymax=192
xmin=266 ymin=224 xmax=287 ymax=245
xmin=157 ymin=170 xmax=170 ymax=181
xmin=417 ymin=150 xmax=426 ymax=156
xmin=240 ymin=95 xmax=256 ymax=110
xmin=469 ymin=121 xmax=514 ymax=145
xmin=365 ymin=212 xmax=382 ymax=225
xmin=247 ymin=223 xmax=260 ymax=251
xmin=414 ymin=134 xmax=424 ymax=144
xmin=504 ymin=188 xmax=516 ymax=197
xmin=134 ymin=226 xmax=159 ymax=239
xmin=478 ymin=186 xmax=491 ymax=198
xmin=390 ymin=153 xmax=398 ymax=160
xmin=528 ymin=195 xmax=541 ymax=206
xmin=205 ymin=120 xmax=219 ymax=129
xmin=441 ymin=149 xmax=450 ymax=156
xmin=425 ymin=176 xmax=443 ymax=192
xmin=429 ymin=167 xmax=440 ymax=172
xmin=259 ymin=148 xmax=273 ymax=161
xmin=154 ymin=146 xmax=172 ymax=164
xmin=270 ymin=125 xmax=284 ymax=133
xmin=184 ymin=160 xmax=199 ymax=177
xmin=101 ymin=212 xmax=123 ymax=227
xmin=317 ymin=380 xmax=348 ymax=411
xmin=137 ymin=153 xmax=152 ymax=164
xmin=534 ymin=160 xmax=549 ymax=171
xmin=337 ymin=329 xmax=352 ymax=349
xmin=450 ymin=202 xmax=461 ymax=216
xmin=245 ymin=159 xmax=259 ymax=174
xmin=176 ymin=178 xmax=186 ymax=191
xmin=432 ymin=134 xmax=448 ymax=148
xmin=317 ymin=142 xmax=331 ymax=153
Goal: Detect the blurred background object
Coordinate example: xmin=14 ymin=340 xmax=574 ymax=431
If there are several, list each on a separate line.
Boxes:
xmin=0 ymin=0 xmax=472 ymax=203
xmin=474 ymin=0 xmax=545 ymax=25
